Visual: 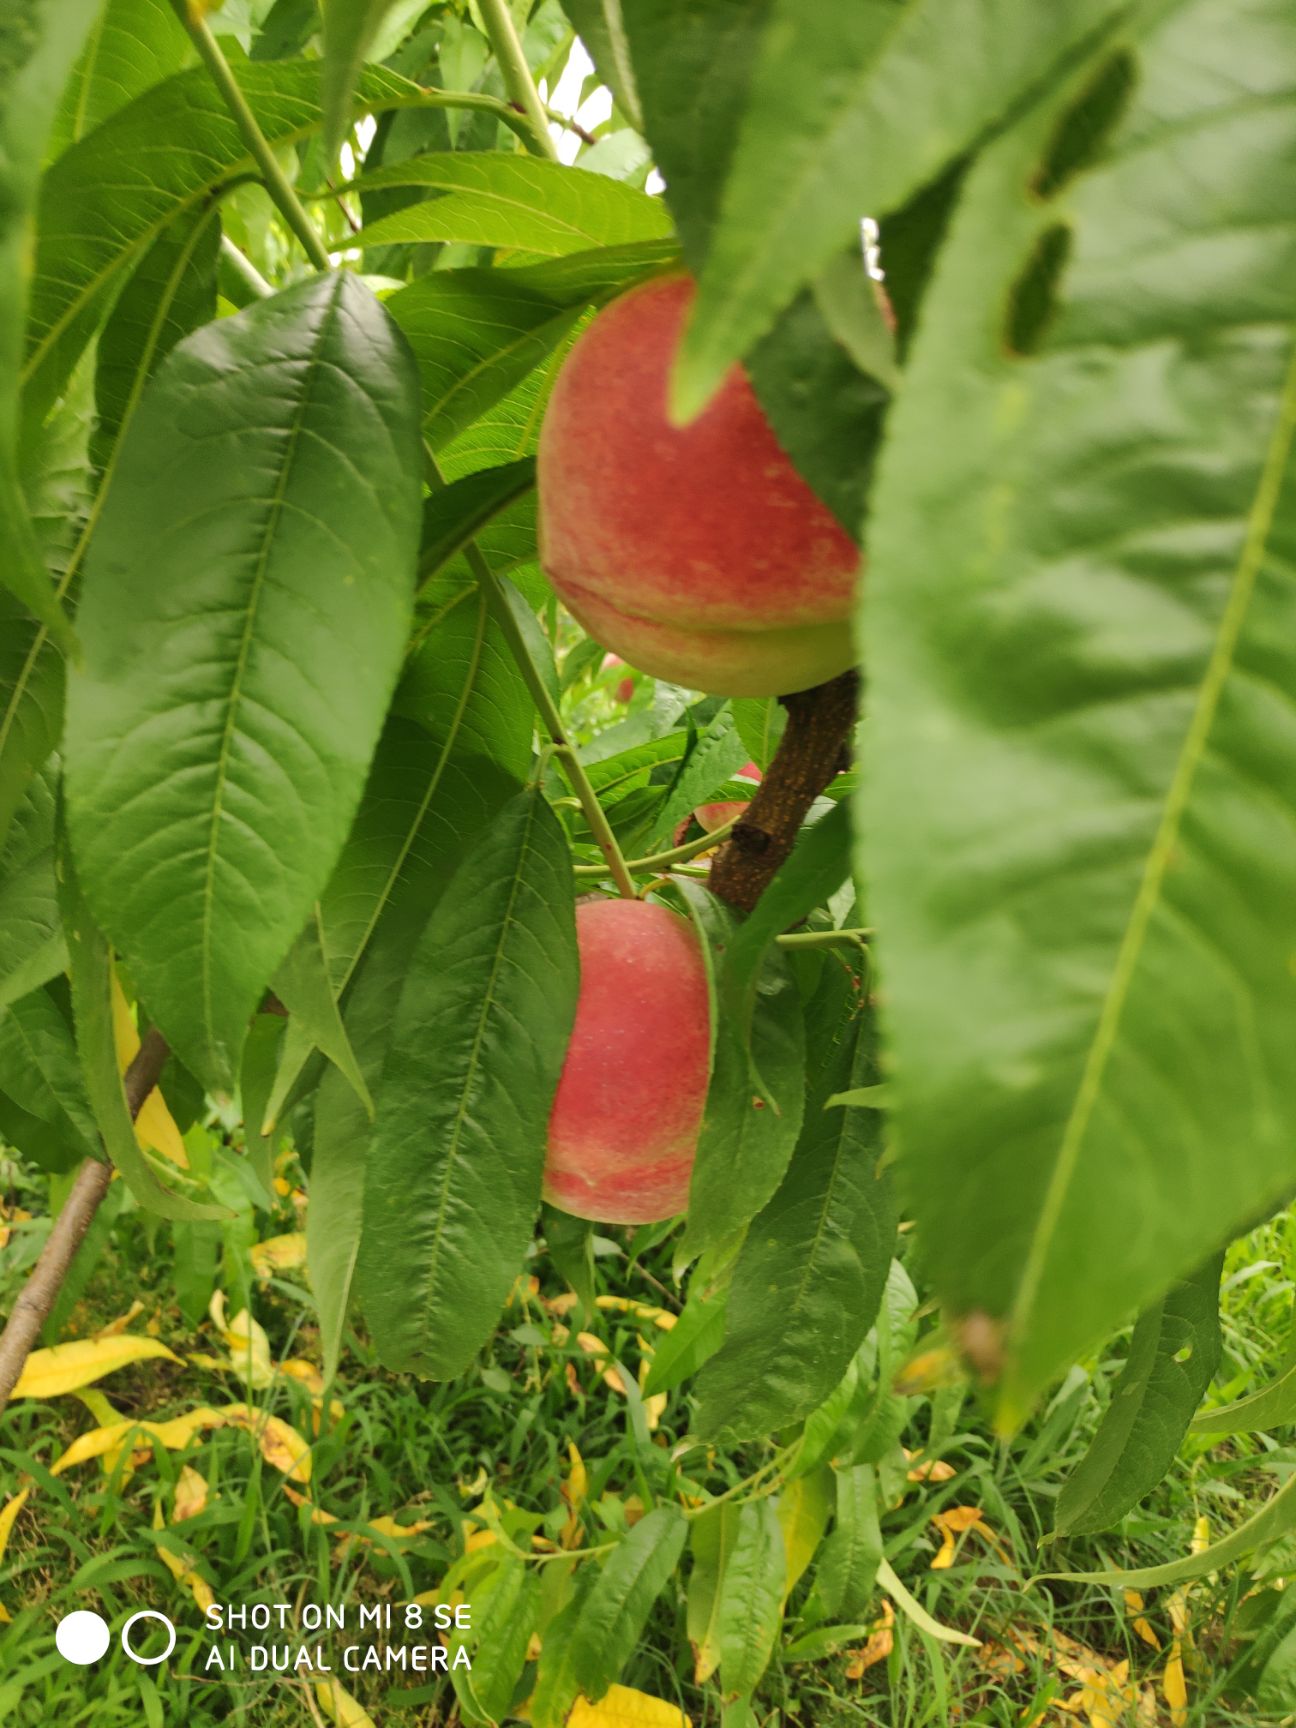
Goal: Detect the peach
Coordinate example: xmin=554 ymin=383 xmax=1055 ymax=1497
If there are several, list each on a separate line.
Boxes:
xmin=694 ymin=800 xmax=748 ymax=834
xmin=544 ymin=898 xmax=710 ymax=1224
xmin=538 ymin=273 xmax=860 ymax=697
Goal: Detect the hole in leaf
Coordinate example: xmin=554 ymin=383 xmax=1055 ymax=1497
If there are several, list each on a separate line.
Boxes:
xmin=1173 ymin=1343 xmax=1194 ymax=1365
xmin=1032 ymin=49 xmax=1139 ymax=199
xmin=1003 ymin=223 xmax=1073 ymax=357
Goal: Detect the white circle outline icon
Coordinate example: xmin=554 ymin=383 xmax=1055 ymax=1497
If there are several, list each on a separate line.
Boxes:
xmin=120 ymin=1609 xmax=177 ymax=1666
xmin=55 ymin=1609 xmax=111 ymax=1664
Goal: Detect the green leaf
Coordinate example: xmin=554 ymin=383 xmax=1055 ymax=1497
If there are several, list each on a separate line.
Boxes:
xmin=858 ymin=3 xmax=1296 ymax=1423
xmin=59 ymin=850 xmax=228 ymax=1221
xmin=271 ymin=908 xmax=373 ymax=1122
xmin=1054 ymin=1254 xmax=1223 ymax=1537
xmin=748 ymin=283 xmax=888 ymax=534
xmin=358 ymin=790 xmax=578 ymax=1378
xmin=817 ymin=1464 xmax=881 ymax=1620
xmin=675 ymin=0 xmax=1127 ymax=416
xmin=64 ymin=272 xmax=423 ymax=1088
xmin=0 ymin=987 xmax=98 ymax=1161
xmin=23 ymin=60 xmax=419 ymax=422
xmin=646 ymin=708 xmax=749 ymax=850
xmin=569 ymin=1505 xmax=687 ymax=1700
xmin=876 ymin=1557 xmax=979 ymax=1647
xmin=348 ymin=153 xmax=673 ymax=254
xmin=695 ymin=1008 xmax=895 ymax=1439
xmin=48 ymin=0 xmax=193 ymax=158
xmin=687 ymin=1502 xmax=737 ymax=1686
xmin=641 ymin=1284 xmax=727 ymax=1397
xmin=0 ymin=0 xmax=99 ymax=644
xmin=321 ymin=0 xmax=406 ymax=159
xmin=1192 ymin=1323 xmax=1296 ymax=1437
xmin=390 ymin=242 xmax=675 ymax=448
xmin=452 ymin=1557 xmax=541 ymax=1728
xmin=543 ymin=1204 xmax=598 ymax=1319
xmin=91 ymin=203 xmax=220 ymax=470
xmin=418 ymin=459 xmax=537 ymax=593
xmin=307 ymin=931 xmax=404 ymax=1384
xmin=557 ymin=0 xmax=641 ymax=129
xmin=719 ymin=801 xmax=853 ymax=1063
xmin=0 ymin=767 xmax=65 ymax=1011
xmin=623 ymin=0 xmax=773 ymax=273
xmin=730 ymin=697 xmax=785 ymax=772
xmin=776 ymin=1467 xmax=832 ymax=1602
xmin=238 ymin=1013 xmax=283 ymax=1202
xmin=1039 ymin=1468 xmax=1296 ymax=1592
xmin=677 ymin=886 xmax=805 ymax=1263
xmin=716 ymin=1499 xmax=784 ymax=1704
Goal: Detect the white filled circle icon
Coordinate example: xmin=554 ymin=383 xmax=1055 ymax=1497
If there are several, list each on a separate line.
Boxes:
xmin=55 ymin=1610 xmax=111 ymax=1665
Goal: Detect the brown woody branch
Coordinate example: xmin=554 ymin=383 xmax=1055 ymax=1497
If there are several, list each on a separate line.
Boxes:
xmin=709 ymin=670 xmax=859 ymax=913
xmin=0 ymin=1027 xmax=170 ymax=1416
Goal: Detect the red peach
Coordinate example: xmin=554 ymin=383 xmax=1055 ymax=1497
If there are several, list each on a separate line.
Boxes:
xmin=693 ymin=799 xmax=748 ymax=834
xmin=544 ymin=898 xmax=710 ymax=1224
xmin=538 ymin=273 xmax=860 ymax=697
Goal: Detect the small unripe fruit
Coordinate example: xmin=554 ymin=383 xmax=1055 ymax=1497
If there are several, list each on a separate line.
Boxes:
xmin=544 ymin=898 xmax=710 ymax=1224
xmin=538 ymin=273 xmax=860 ymax=697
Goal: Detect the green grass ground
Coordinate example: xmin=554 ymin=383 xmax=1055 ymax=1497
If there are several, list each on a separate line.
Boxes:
xmin=3 ymin=1146 xmax=1296 ymax=1727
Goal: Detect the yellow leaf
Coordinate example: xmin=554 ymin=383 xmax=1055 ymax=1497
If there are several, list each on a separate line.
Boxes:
xmin=638 ymin=1358 xmax=667 ymax=1431
xmin=895 ymin=1345 xmax=963 ymax=1395
xmin=50 ymin=1407 xmax=227 ymax=1476
xmin=222 ymin=1405 xmax=312 ymax=1483
xmin=250 ymin=1233 xmax=307 ymax=1279
xmin=594 ymin=1296 xmax=677 ymax=1331
xmin=1162 ymin=1642 xmax=1187 ymax=1727
xmin=11 ymin=1334 xmax=180 ymax=1400
xmin=0 ymin=1485 xmax=31 ymax=1619
xmin=111 ymin=973 xmax=187 ymax=1168
xmin=173 ymin=1465 xmax=209 ymax=1522
xmin=315 ymin=1678 xmax=377 ymax=1727
xmin=567 ymin=1684 xmax=692 ymax=1727
xmin=561 ymin=1441 xmax=587 ymax=1550
xmin=844 ymin=1600 xmax=894 ymax=1679
xmin=208 ymin=1292 xmax=274 ymax=1389
xmin=576 ymin=1332 xmax=627 ymax=1394
xmin=777 ymin=1472 xmax=831 ymax=1602
xmin=277 ymin=1357 xmax=325 ymax=1397
xmin=94 ymin=1299 xmax=145 ymax=1338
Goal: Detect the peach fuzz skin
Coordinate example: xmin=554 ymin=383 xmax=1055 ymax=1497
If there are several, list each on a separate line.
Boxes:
xmin=537 ymin=273 xmax=861 ymax=697
xmin=544 ymin=898 xmax=710 ymax=1225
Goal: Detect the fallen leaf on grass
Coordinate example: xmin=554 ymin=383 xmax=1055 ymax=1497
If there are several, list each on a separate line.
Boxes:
xmin=314 ymin=1677 xmax=377 ymax=1727
xmin=0 ymin=1488 xmax=31 ymax=1621
xmin=845 ymin=1600 xmax=894 ymax=1679
xmin=250 ymin=1233 xmax=307 ymax=1279
xmin=567 ymin=1683 xmax=692 ymax=1726
xmin=12 ymin=1335 xmax=181 ymax=1400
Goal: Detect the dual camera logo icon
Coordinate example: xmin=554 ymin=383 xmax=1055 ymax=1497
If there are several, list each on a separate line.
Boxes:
xmin=55 ymin=1608 xmax=177 ymax=1667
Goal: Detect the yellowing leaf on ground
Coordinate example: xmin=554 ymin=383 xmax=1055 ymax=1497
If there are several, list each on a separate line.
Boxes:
xmin=11 ymin=1334 xmax=181 ymax=1400
xmin=152 ymin=1497 xmax=214 ymax=1611
xmin=94 ymin=1300 xmax=145 ymax=1339
xmin=111 ymin=972 xmax=188 ymax=1167
xmin=903 ymin=1448 xmax=956 ymax=1483
xmin=173 ymin=1464 xmax=209 ymax=1522
xmin=1058 ymin=1658 xmax=1148 ymax=1728
xmin=0 ymin=1486 xmax=31 ymax=1620
xmin=315 ymin=1678 xmax=377 ymax=1727
xmin=222 ymin=1405 xmax=312 ymax=1483
xmin=1123 ymin=1589 xmax=1161 ymax=1651
xmin=277 ymin=1357 xmax=326 ymax=1398
xmin=250 ymin=1233 xmax=307 ymax=1279
xmin=567 ymin=1684 xmax=692 ymax=1727
xmin=576 ymin=1331 xmax=628 ymax=1394
xmin=845 ymin=1600 xmax=894 ymax=1679
xmin=207 ymin=1292 xmax=273 ymax=1388
xmin=561 ymin=1442 xmax=588 ymax=1549
xmin=50 ymin=1407 xmax=226 ymax=1476
xmin=1163 ymin=1642 xmax=1188 ymax=1726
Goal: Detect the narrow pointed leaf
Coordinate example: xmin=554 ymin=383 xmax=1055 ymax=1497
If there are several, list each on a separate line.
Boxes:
xmin=358 ymin=790 xmax=578 ymax=1378
xmin=272 ymin=909 xmax=373 ymax=1123
xmin=817 ymin=1464 xmax=881 ymax=1620
xmin=48 ymin=0 xmax=193 ymax=157
xmin=569 ymin=1506 xmax=687 ymax=1701
xmin=695 ymin=1010 xmax=894 ymax=1439
xmin=65 ymin=272 xmax=423 ymax=1087
xmin=348 ymin=153 xmax=672 ymax=254
xmin=0 ymin=768 xmax=65 ymax=1011
xmin=716 ymin=1499 xmax=784 ymax=1704
xmin=321 ymin=0 xmax=405 ymax=159
xmin=1054 ymin=1255 xmax=1223 ymax=1536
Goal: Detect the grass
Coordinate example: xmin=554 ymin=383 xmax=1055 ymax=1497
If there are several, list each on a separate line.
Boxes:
xmin=4 ymin=1136 xmax=1296 ymax=1727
